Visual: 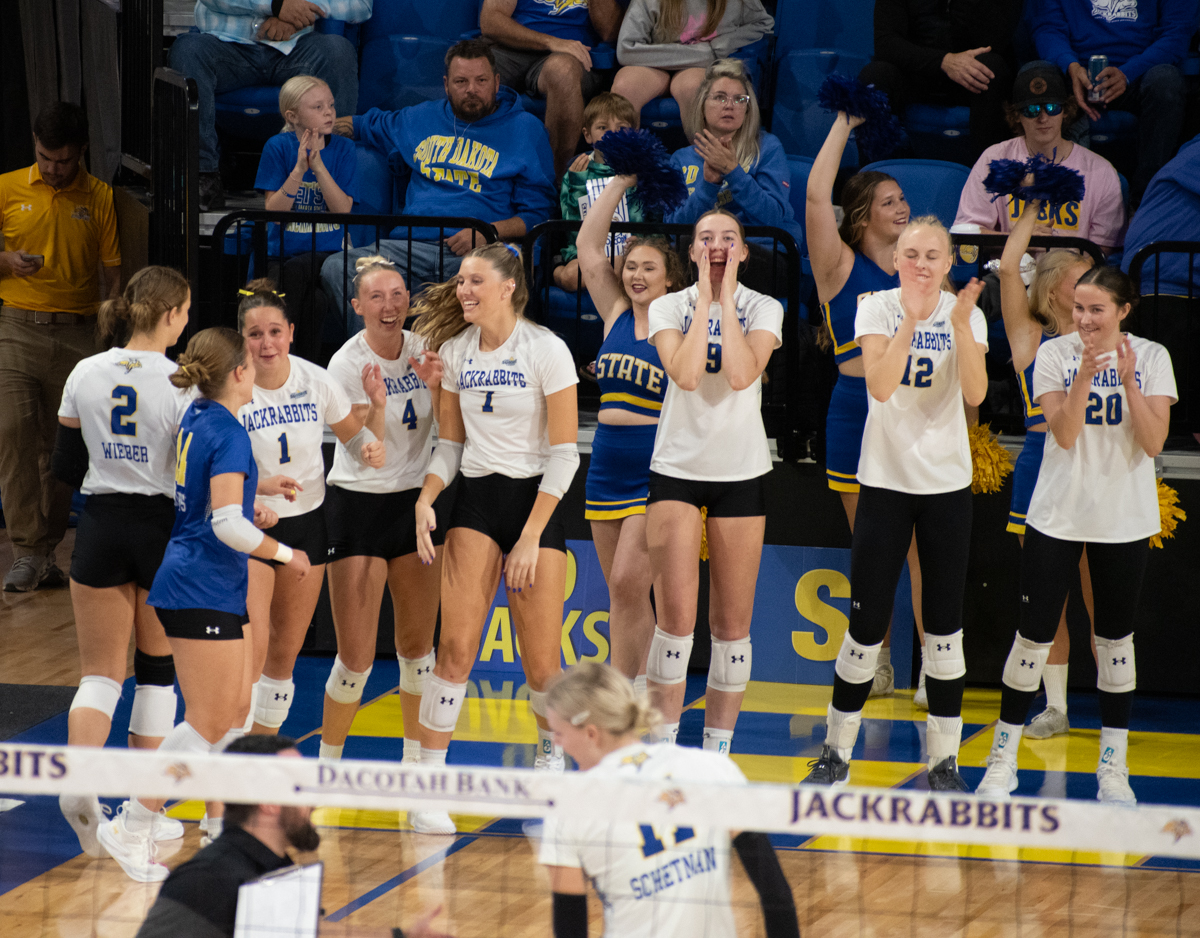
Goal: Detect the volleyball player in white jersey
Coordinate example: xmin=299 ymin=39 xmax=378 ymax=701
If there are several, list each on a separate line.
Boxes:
xmin=52 ymin=267 xmax=192 ymax=857
xmin=539 ymin=662 xmax=799 ymax=938
xmin=317 ymin=257 xmax=444 ymax=765
xmin=412 ymin=242 xmax=579 ymax=834
xmin=236 ymin=279 xmax=386 ymax=736
xmin=978 ymin=268 xmax=1175 ymax=805
xmin=804 ymin=217 xmax=989 ymax=791
xmin=645 ymin=208 xmax=783 ymax=754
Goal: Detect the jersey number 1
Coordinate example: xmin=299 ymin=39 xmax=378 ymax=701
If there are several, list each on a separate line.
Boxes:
xmin=111 ymin=386 xmax=138 ymax=436
xmin=277 ymin=432 xmax=291 ymax=464
xmin=638 ymin=825 xmax=695 ymax=858
xmin=482 ymin=390 xmax=495 ymax=413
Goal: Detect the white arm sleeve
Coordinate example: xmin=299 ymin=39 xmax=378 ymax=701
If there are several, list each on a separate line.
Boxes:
xmin=538 ymin=443 xmax=580 ymax=500
xmin=211 ymin=503 xmax=265 ymax=554
xmin=427 ymin=439 xmax=463 ymax=487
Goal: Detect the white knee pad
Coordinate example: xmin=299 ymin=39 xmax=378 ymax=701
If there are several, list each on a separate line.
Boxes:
xmin=1096 ymin=634 xmax=1136 ymax=694
xmin=70 ymin=675 xmax=122 ymax=719
xmin=128 ymin=684 xmax=177 ymax=738
xmin=398 ymin=651 xmax=436 ymax=697
xmin=253 ymin=675 xmax=295 ymax=730
xmin=528 ymin=688 xmax=547 ymax=718
xmin=158 ymin=720 xmax=215 ymax=754
xmin=418 ymin=675 xmax=468 ymax=734
xmin=925 ymin=630 xmax=967 ymax=681
xmin=1002 ymin=632 xmax=1053 ymax=693
xmin=325 ymin=656 xmax=372 ymax=705
xmin=647 ymin=628 xmax=693 ymax=685
xmin=707 ymin=637 xmax=752 ymax=693
xmin=834 ymin=635 xmax=881 ymax=685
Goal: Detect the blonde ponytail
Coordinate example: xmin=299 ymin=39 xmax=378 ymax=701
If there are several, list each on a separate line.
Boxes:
xmin=171 ymin=327 xmax=246 ymax=398
xmin=547 ymin=662 xmax=661 ymax=738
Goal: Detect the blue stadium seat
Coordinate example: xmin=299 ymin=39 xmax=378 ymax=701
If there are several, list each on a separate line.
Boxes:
xmin=360 ymin=0 xmax=481 ymax=44
xmin=359 ymin=34 xmax=455 ymax=113
xmin=859 ymin=158 xmax=971 ymax=229
xmin=347 ymin=144 xmax=405 ymax=249
xmin=770 ymin=50 xmax=868 ymax=163
xmin=784 ymin=156 xmax=814 ymax=253
xmin=774 ymin=0 xmax=876 ymax=57
xmin=902 ymin=104 xmax=974 ymax=163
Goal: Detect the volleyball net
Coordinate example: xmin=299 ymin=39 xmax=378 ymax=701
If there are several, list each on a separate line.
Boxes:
xmin=3 ymin=742 xmax=1199 ymax=936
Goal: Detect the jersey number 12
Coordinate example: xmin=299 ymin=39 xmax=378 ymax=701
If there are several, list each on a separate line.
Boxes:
xmin=900 ymin=356 xmax=933 ymax=388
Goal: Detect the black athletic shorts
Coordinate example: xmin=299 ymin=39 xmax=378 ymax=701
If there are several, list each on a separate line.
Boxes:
xmin=489 ymin=43 xmax=605 ymax=99
xmin=647 ymin=471 xmax=767 ymax=518
xmin=71 ymin=493 xmax=175 ymax=590
xmin=448 ymin=473 xmax=566 ymax=554
xmin=250 ymin=505 xmax=328 ymax=568
xmin=156 ymin=607 xmax=248 ymax=641
xmin=324 ymin=484 xmax=447 ymax=562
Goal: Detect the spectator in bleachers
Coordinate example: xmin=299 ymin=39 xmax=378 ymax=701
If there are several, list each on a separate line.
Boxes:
xmin=169 ymin=0 xmax=372 ymax=211
xmin=954 ymin=65 xmax=1126 ymax=252
xmin=1122 ymin=134 xmax=1200 ymax=296
xmin=1033 ymin=0 xmax=1194 ymax=204
xmin=612 ymin=0 xmax=773 ymax=136
xmin=480 ymin=0 xmax=626 ymax=179
xmin=553 ymin=92 xmax=658 ymax=292
xmin=0 ymin=103 xmax=121 ymax=592
xmin=667 ymin=58 xmax=800 ymax=293
xmin=320 ymin=40 xmax=556 ymax=331
xmin=859 ymin=0 xmax=1024 ymax=160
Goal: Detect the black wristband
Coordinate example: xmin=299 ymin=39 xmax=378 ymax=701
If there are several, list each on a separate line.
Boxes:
xmin=51 ymin=424 xmax=89 ymax=489
xmin=551 ymin=892 xmax=588 ymax=938
xmin=271 ymin=0 xmax=284 ymax=16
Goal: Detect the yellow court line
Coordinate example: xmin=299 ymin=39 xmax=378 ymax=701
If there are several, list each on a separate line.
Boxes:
xmin=959 ymin=727 xmax=1200 ymax=779
xmin=797 ymin=836 xmax=1143 ymax=867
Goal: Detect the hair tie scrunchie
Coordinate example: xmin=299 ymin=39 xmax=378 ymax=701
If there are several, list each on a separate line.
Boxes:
xmin=238 ymin=287 xmax=287 ymax=298
xmin=983 ymin=150 xmax=1086 ymax=211
xmin=504 ymin=243 xmax=521 ymax=259
xmin=178 ymin=362 xmax=193 ymax=379
xmin=817 ymin=74 xmax=904 ymax=163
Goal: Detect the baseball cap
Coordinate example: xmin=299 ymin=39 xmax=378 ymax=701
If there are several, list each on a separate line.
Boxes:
xmin=1011 ymin=65 xmax=1069 ymax=107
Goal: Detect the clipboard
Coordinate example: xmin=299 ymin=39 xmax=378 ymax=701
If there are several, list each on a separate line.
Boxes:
xmin=233 ymin=861 xmax=324 ymax=938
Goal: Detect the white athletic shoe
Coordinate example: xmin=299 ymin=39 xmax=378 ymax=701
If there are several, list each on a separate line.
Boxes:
xmin=1097 ymin=763 xmax=1136 ymax=807
xmin=148 ymin=809 xmax=184 ymax=842
xmin=867 ymin=663 xmax=895 ymax=698
xmin=1024 ymin=706 xmax=1070 ymax=740
xmin=534 ymin=752 xmax=565 ymax=773
xmin=96 ymin=805 xmax=169 ymax=883
xmin=60 ymin=794 xmax=110 ymax=858
xmin=912 ymin=667 xmax=928 ymax=710
xmin=408 ymin=810 xmax=457 ymax=835
xmin=976 ymin=755 xmax=1019 ymax=798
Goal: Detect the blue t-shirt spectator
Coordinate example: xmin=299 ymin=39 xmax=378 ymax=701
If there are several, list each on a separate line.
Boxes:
xmin=1122 ymin=134 xmax=1200 ymax=296
xmin=255 ymin=131 xmax=358 ymax=256
xmin=513 ymin=0 xmax=595 ymax=42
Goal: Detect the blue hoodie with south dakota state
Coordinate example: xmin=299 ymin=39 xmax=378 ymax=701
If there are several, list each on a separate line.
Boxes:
xmin=356 ymin=86 xmax=556 ymax=240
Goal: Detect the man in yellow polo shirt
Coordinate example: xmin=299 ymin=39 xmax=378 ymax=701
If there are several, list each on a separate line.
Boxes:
xmin=0 ymin=102 xmax=121 ymax=592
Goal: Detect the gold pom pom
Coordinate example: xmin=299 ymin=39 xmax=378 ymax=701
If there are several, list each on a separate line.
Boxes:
xmin=969 ymin=423 xmax=1015 ymax=495
xmin=1150 ymin=479 xmax=1186 ymax=549
xmin=699 ymin=506 xmax=709 ymax=562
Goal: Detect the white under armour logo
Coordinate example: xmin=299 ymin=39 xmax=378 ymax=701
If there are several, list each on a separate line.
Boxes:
xmin=206 ymin=626 xmax=219 ymax=634
xmin=19 ymin=203 xmax=32 ymax=211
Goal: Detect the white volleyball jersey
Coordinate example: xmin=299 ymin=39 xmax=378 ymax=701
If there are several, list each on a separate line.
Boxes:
xmin=238 ymin=356 xmax=351 ymax=516
xmin=647 ymin=284 xmax=783 ymax=482
xmin=440 ymin=318 xmax=578 ymax=479
xmin=58 ymin=348 xmax=192 ymax=497
xmin=325 ymin=330 xmax=436 ymax=494
xmin=1027 ymin=332 xmax=1176 ymax=542
xmin=539 ymin=742 xmax=745 ymax=938
xmin=855 ymin=289 xmax=989 ymax=494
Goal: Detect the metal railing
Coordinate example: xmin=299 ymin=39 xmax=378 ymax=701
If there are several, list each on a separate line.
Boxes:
xmin=521 ymin=221 xmax=810 ymax=461
xmin=121 ymin=0 xmax=163 ymax=177
xmin=951 ymin=233 xmax=1107 ymax=274
xmin=151 ymin=69 xmax=199 ymax=320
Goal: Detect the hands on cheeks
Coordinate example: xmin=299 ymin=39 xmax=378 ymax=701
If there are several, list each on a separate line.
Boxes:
xmin=504 ymin=533 xmax=540 ymax=593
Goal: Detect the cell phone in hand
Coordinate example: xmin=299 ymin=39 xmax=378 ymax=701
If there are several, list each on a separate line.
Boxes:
xmin=19 ymin=253 xmax=45 ymax=267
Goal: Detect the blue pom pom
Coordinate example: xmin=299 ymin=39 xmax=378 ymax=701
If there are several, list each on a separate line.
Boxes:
xmin=1023 ymin=153 xmax=1086 ymax=209
xmin=817 ymin=74 xmax=903 ymax=162
xmin=595 ymin=128 xmax=688 ymax=215
xmin=983 ymin=158 xmax=1030 ymax=202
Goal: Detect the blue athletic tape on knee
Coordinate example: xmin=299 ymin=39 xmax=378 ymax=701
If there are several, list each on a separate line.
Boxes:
xmin=924 ymin=630 xmax=967 ymax=681
xmin=419 ymin=674 xmax=467 ymax=734
xmin=1095 ymin=634 xmax=1136 ymax=694
xmin=253 ymin=675 xmax=295 ymax=729
xmin=325 ymin=656 xmax=372 ymax=705
xmin=708 ymin=637 xmax=752 ymax=692
xmin=398 ymin=651 xmax=435 ymax=696
xmin=70 ymin=675 xmax=122 ymax=719
xmin=129 ymin=684 xmax=177 ymax=737
xmin=133 ymin=650 xmax=175 ymax=687
xmin=647 ymin=628 xmax=693 ymax=685
xmin=1002 ymin=632 xmax=1053 ymax=693
xmin=834 ymin=635 xmax=881 ymax=685
xmin=538 ymin=443 xmax=580 ymax=500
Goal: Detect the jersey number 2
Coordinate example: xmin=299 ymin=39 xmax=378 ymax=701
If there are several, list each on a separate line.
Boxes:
xmin=638 ymin=825 xmax=695 ymax=858
xmin=111 ymin=386 xmax=138 ymax=436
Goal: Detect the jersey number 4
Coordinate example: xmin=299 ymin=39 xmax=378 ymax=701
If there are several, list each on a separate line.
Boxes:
xmin=111 ymin=385 xmax=138 ymax=436
xmin=1085 ymin=392 xmax=1123 ymax=425
xmin=403 ymin=399 xmax=419 ymax=429
xmin=638 ymin=825 xmax=695 ymax=858
xmin=900 ymin=356 xmax=934 ymax=388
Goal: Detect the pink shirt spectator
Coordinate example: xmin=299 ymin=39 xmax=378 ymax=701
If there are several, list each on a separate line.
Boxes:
xmin=954 ymin=136 xmax=1127 ymax=248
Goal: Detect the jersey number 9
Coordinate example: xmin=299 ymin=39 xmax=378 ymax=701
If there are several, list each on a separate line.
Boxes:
xmin=706 ymin=343 xmax=722 ymax=373
xmin=111 ymin=386 xmax=138 ymax=436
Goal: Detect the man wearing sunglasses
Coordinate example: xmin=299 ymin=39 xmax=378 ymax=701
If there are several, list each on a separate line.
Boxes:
xmin=954 ymin=65 xmax=1125 ymax=254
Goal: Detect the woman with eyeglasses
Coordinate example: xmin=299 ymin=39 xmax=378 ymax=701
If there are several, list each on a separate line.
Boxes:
xmin=667 ymin=58 xmax=801 ymax=295
xmin=954 ymin=64 xmax=1126 ymax=251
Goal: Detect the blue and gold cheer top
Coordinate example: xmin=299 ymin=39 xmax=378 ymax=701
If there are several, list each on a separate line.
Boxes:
xmin=595 ymin=309 xmax=667 ymax=418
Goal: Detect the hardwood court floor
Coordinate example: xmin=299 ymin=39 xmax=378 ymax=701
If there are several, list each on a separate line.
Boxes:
xmin=2 ymin=531 xmax=1199 ymax=937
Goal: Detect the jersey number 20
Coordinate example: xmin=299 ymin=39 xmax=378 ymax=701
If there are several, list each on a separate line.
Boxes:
xmin=1085 ymin=392 xmax=1123 ymax=425
xmin=111 ymin=386 xmax=138 ymax=436
xmin=638 ymin=825 xmax=695 ymax=858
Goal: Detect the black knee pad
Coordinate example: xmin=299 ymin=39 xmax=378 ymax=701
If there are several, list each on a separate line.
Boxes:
xmin=134 ymin=650 xmax=176 ymax=686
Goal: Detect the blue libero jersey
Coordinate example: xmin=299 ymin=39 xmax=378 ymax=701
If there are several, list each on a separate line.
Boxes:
xmin=823 ymin=252 xmax=899 ymax=365
xmin=595 ymin=310 xmax=666 ymax=418
xmin=148 ymin=397 xmax=258 ymax=616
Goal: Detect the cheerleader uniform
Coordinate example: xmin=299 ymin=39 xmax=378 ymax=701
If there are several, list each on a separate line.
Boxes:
xmin=822 ymin=253 xmax=899 ymax=493
xmin=147 ymin=397 xmax=258 ymax=638
xmin=324 ymin=330 xmax=440 ymax=560
xmin=58 ymin=348 xmax=192 ymax=589
xmin=238 ymin=356 xmax=351 ymax=566
xmin=646 ymin=284 xmax=784 ymax=514
xmin=585 ymin=310 xmax=667 ymax=521
xmin=981 ymin=333 xmax=1176 ymax=804
xmin=1006 ymin=337 xmax=1050 ymax=535
xmin=439 ymin=318 xmax=579 ymax=552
